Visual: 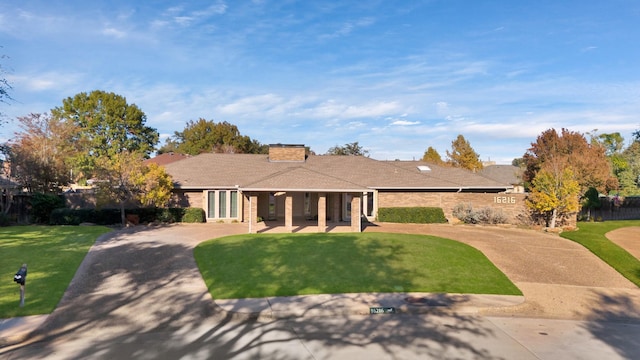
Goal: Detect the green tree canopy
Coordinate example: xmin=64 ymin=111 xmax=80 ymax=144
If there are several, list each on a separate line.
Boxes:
xmin=159 ymin=119 xmax=267 ymax=155
xmin=620 ymin=140 xmax=640 ymax=195
xmin=326 ymin=142 xmax=369 ymax=156
xmin=421 ymin=146 xmax=444 ymax=164
xmin=51 ymin=90 xmax=158 ymax=178
xmin=445 ymin=135 xmax=483 ymax=171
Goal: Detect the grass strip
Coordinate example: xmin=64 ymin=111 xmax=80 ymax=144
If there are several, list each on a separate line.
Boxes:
xmin=0 ymin=225 xmax=111 ymax=318
xmin=195 ymin=232 xmax=521 ymax=299
xmin=561 ymin=220 xmax=640 ymax=287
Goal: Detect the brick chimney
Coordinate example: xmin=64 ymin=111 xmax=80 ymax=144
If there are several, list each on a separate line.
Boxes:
xmin=268 ymin=144 xmax=306 ymax=162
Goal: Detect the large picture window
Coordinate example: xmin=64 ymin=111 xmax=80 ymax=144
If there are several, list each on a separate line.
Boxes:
xmin=207 ymin=190 xmax=238 ymax=219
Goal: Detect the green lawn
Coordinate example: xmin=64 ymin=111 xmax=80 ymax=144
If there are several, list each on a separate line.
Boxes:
xmin=0 ymin=225 xmax=111 ymax=318
xmin=194 ymin=232 xmax=522 ymax=299
xmin=561 ymin=220 xmax=640 ymax=287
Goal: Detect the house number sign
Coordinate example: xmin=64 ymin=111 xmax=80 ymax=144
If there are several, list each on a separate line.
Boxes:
xmin=494 ymin=196 xmax=516 ymax=204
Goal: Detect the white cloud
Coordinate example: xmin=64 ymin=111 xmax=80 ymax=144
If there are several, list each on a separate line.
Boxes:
xmin=102 ymin=27 xmax=127 ymax=38
xmin=9 ymin=71 xmax=83 ymax=92
xmin=217 ymin=93 xmax=284 ymax=115
xmin=390 ymin=120 xmax=420 ymax=126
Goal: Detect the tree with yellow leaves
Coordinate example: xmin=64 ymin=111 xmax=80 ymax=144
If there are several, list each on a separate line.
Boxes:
xmin=526 ymin=167 xmax=580 ymax=228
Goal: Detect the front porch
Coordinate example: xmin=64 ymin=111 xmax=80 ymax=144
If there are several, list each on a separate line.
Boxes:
xmin=244 ymin=191 xmax=370 ymax=234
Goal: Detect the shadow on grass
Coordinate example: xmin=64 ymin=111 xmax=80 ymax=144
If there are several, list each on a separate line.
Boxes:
xmin=0 ymin=225 xmax=509 ymax=359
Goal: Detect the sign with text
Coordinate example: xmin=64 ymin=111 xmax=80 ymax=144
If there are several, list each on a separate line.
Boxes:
xmin=370 ymin=306 xmax=396 ymax=314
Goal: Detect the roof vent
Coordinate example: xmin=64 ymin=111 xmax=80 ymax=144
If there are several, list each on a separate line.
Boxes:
xmin=417 ymin=165 xmax=431 ymax=172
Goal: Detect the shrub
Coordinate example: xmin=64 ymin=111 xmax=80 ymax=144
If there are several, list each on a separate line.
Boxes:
xmin=0 ymin=212 xmax=10 ymax=227
xmin=377 ymin=207 xmax=447 ymax=224
xmin=50 ymin=207 xmax=205 ymax=225
xmin=453 ymin=203 xmax=508 ymax=225
xmin=182 ymin=208 xmax=205 ymax=223
xmin=30 ymin=193 xmax=65 ymax=224
xmin=50 ymin=208 xmax=121 ymax=225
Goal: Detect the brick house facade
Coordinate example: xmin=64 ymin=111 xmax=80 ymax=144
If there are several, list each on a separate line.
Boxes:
xmin=163 ymin=144 xmax=524 ymax=233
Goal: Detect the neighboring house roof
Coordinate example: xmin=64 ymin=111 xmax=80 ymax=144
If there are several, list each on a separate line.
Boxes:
xmin=164 ymin=154 xmax=511 ymax=192
xmin=478 ymin=165 xmax=524 ymax=186
xmin=144 ymin=152 xmax=190 ymax=166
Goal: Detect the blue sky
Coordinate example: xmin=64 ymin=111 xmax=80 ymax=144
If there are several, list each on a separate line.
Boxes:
xmin=1 ymin=1 xmax=639 ymax=163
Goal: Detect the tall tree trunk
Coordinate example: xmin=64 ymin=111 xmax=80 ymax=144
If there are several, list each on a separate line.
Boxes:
xmin=549 ymin=208 xmax=558 ymax=228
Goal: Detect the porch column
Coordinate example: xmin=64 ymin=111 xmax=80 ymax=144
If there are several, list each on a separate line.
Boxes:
xmin=362 ymin=192 xmax=369 ymax=221
xmin=285 ymin=192 xmax=293 ymax=232
xmin=331 ymin=194 xmax=340 ymax=223
xmin=249 ymin=194 xmax=258 ymax=234
xmin=318 ymin=192 xmax=327 ymax=232
xmin=350 ymin=192 xmax=362 ymax=232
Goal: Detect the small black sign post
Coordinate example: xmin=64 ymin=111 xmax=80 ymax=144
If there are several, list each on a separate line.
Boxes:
xmin=14 ymin=263 xmax=27 ymax=307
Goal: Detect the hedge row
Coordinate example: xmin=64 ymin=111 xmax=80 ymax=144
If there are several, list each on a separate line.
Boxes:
xmin=50 ymin=207 xmax=205 ymax=225
xmin=377 ymin=207 xmax=447 ymax=224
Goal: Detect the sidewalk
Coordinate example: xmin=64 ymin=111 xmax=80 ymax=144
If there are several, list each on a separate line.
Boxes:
xmin=213 ymin=292 xmax=524 ymax=319
xmin=0 ymin=292 xmax=523 ymax=348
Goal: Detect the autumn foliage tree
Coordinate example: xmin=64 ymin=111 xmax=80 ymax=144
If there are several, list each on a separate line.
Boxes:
xmin=9 ymin=113 xmax=76 ymax=193
xmin=133 ymin=162 xmax=173 ymax=208
xmin=421 ymin=146 xmax=444 ymax=164
xmin=526 ymin=167 xmax=580 ymax=228
xmin=523 ymin=128 xmax=617 ymax=195
xmin=446 ymin=135 xmax=483 ymax=171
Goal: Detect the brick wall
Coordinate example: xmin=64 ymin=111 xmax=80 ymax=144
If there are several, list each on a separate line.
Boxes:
xmin=378 ymin=191 xmax=529 ymax=224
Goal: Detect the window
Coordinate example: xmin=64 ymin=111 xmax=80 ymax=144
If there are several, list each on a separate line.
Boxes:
xmin=219 ymin=191 xmax=227 ymax=218
xmin=207 ymin=192 xmax=216 ymax=218
xmin=207 ymin=190 xmax=239 ymax=219
xmin=230 ymin=191 xmax=238 ymax=217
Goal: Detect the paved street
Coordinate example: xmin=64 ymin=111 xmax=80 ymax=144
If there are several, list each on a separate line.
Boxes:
xmin=1 ymin=223 xmax=639 ymax=359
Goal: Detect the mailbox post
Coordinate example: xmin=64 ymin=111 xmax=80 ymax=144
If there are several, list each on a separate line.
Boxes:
xmin=13 ymin=263 xmax=27 ymax=307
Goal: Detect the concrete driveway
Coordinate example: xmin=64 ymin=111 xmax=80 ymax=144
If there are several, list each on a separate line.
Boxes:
xmin=364 ymin=223 xmax=640 ymax=320
xmin=1 ymin=222 xmax=639 ymax=359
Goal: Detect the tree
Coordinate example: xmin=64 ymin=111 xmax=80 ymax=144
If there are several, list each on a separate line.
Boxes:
xmin=523 ymin=128 xmax=617 ymax=195
xmin=421 ymin=146 xmax=444 ymax=164
xmin=326 ymin=142 xmax=369 ymax=156
xmin=620 ymin=140 xmax=640 ymax=195
xmin=132 ymin=163 xmax=173 ymax=207
xmin=0 ymin=49 xmax=12 ymax=126
xmin=596 ymin=132 xmax=625 ymax=156
xmin=582 ymin=187 xmax=601 ymax=221
xmin=51 ymin=90 xmax=159 ymax=181
xmin=8 ymin=113 xmax=75 ymax=193
xmin=159 ymin=119 xmax=267 ymax=155
xmin=526 ymin=167 xmax=580 ymax=228
xmin=446 ymin=135 xmax=482 ymax=171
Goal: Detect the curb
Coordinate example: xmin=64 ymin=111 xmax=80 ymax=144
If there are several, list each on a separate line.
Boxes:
xmin=0 ymin=315 xmax=48 ymax=348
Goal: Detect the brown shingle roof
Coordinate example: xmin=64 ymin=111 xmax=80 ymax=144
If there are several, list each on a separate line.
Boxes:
xmin=163 ymin=154 xmax=510 ymax=191
xmin=144 ymin=152 xmax=190 ymax=166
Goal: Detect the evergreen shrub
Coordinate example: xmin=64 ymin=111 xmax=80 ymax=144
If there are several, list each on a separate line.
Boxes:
xmin=377 ymin=207 xmax=447 ymax=224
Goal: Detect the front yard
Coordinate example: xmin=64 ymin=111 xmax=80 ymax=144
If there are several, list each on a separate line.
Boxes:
xmin=194 ymin=232 xmax=522 ymax=299
xmin=0 ymin=226 xmax=111 ymax=318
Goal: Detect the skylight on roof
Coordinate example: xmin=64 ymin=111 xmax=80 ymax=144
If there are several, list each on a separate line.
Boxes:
xmin=417 ymin=165 xmax=431 ymax=172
